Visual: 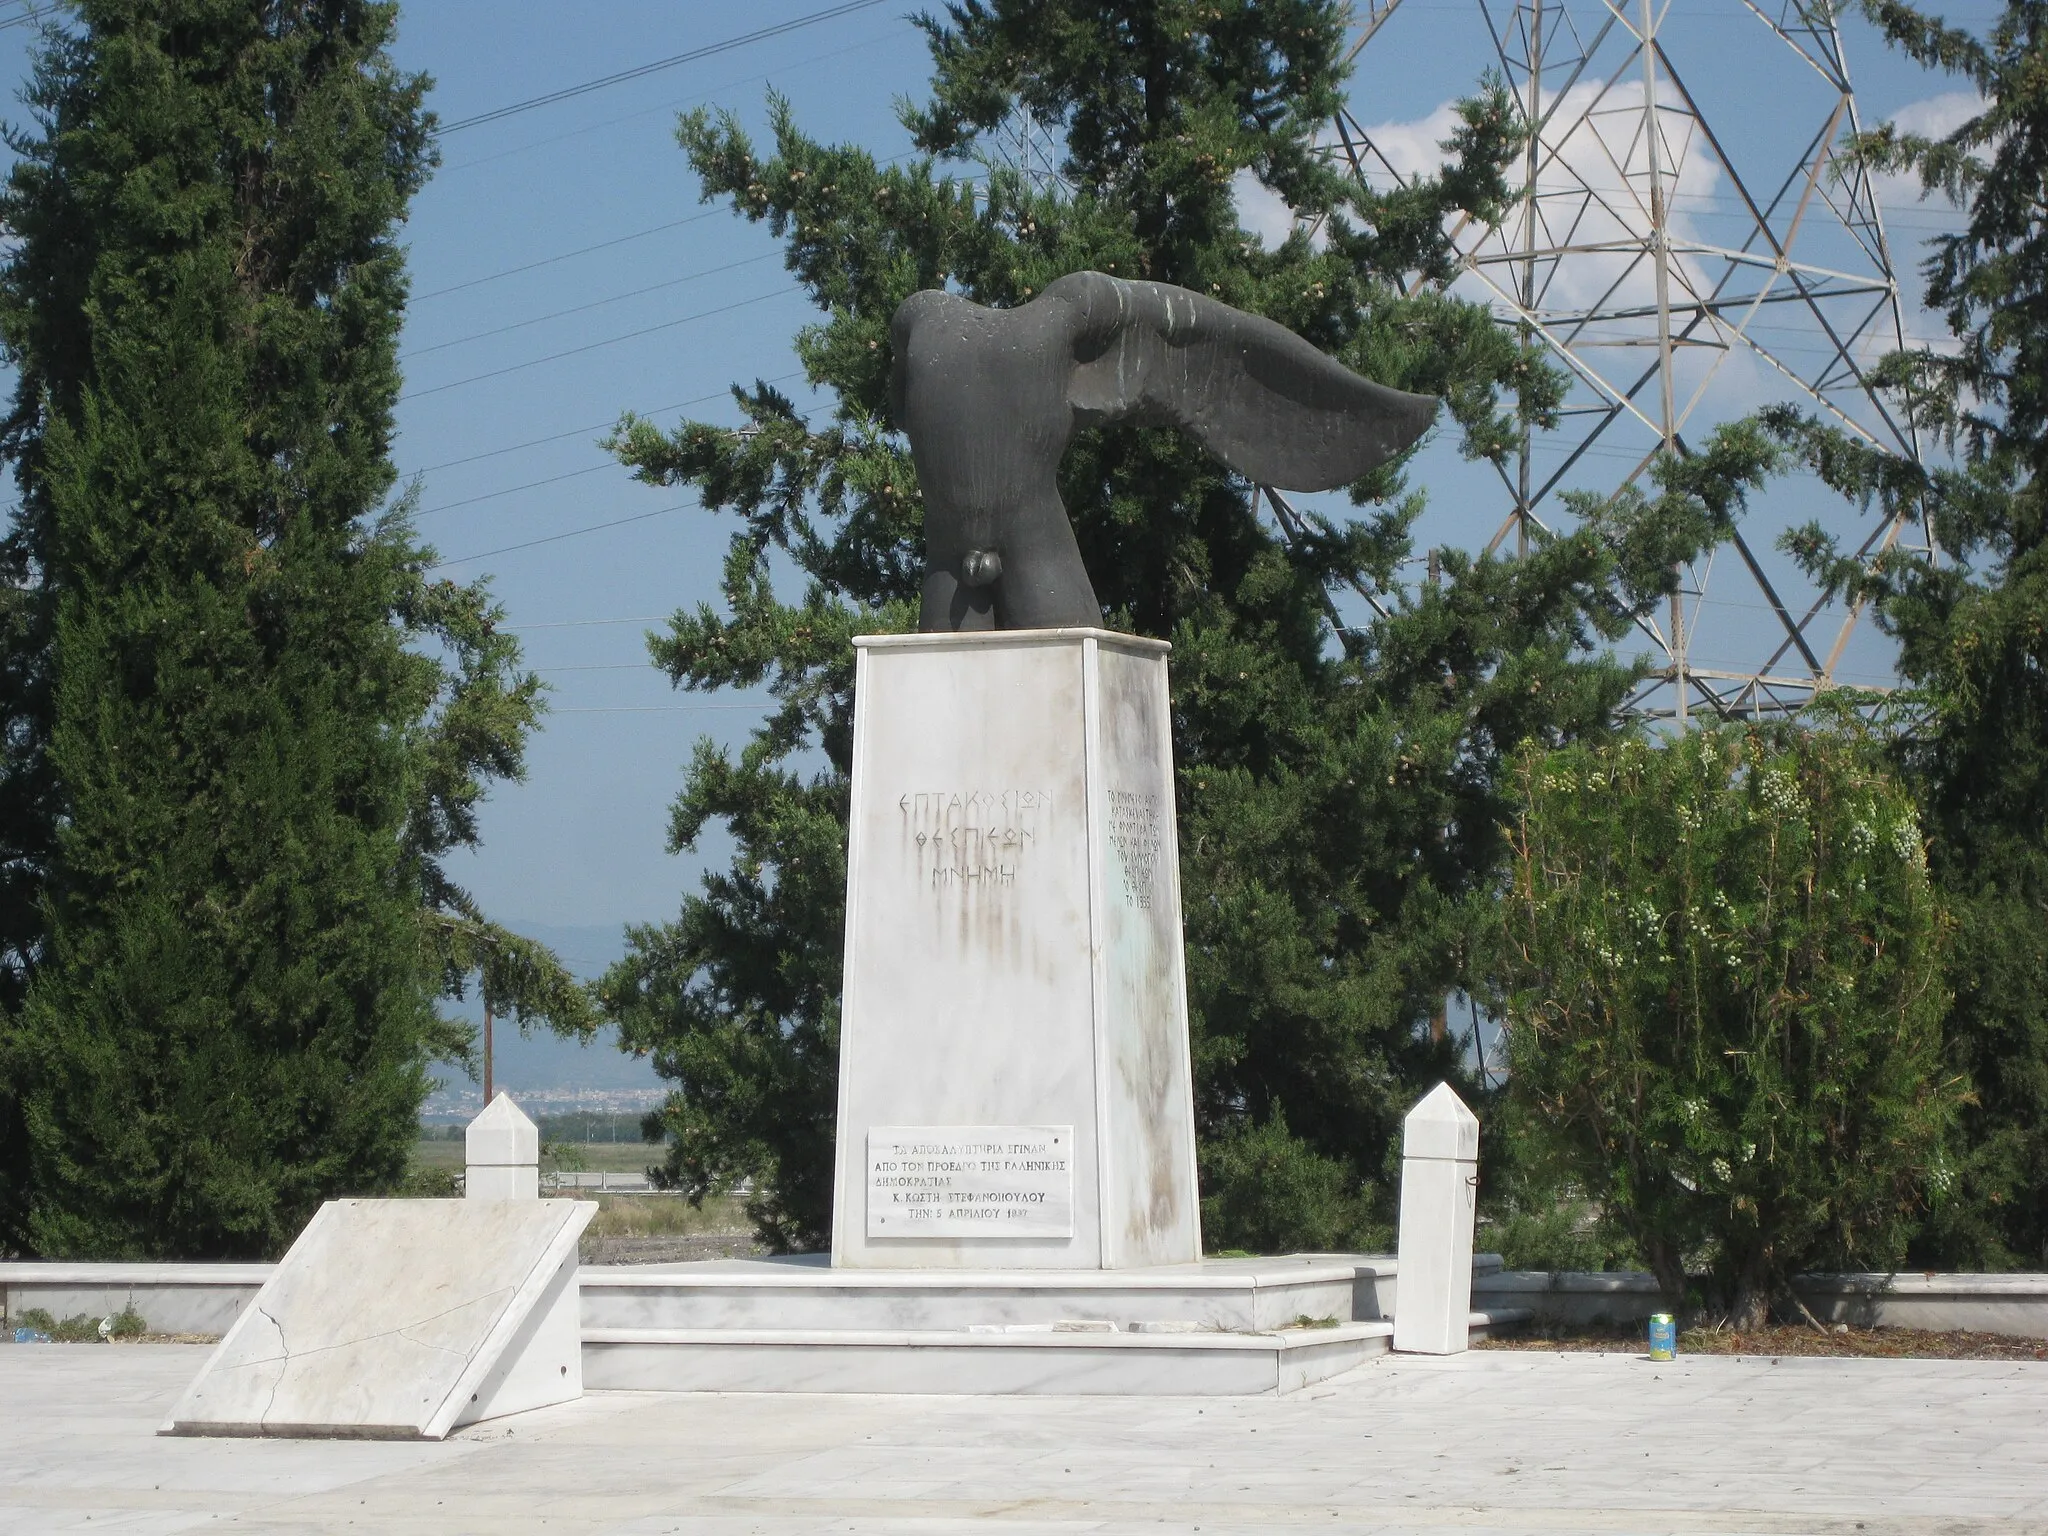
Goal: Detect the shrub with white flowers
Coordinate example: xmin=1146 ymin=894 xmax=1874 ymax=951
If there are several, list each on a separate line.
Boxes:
xmin=1499 ymin=718 xmax=1958 ymax=1327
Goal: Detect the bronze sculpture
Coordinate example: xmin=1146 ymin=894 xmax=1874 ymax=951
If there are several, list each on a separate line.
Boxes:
xmin=890 ymin=270 xmax=1440 ymax=632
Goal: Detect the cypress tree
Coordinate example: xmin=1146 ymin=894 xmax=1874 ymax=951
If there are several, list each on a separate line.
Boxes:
xmin=0 ymin=0 xmax=589 ymax=1259
xmin=599 ymin=0 xmax=1649 ymax=1251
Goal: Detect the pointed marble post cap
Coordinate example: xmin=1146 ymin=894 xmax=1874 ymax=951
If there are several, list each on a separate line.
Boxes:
xmin=466 ymin=1091 xmax=539 ymax=1167
xmin=1403 ymin=1081 xmax=1479 ymax=1162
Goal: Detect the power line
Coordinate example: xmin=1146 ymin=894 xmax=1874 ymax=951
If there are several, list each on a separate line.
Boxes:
xmin=410 ymin=374 xmax=816 ymax=517
xmin=406 ymin=372 xmax=807 ymax=476
xmin=419 ymin=133 xmax=910 ymax=309
xmin=417 ymin=462 xmax=617 ymax=518
xmin=437 ymin=27 xmax=910 ymax=178
xmin=437 ymin=0 xmax=895 ymax=134
xmin=400 ymin=288 xmax=793 ymax=401
xmin=412 ymin=211 xmax=729 ymax=303
xmin=403 ymin=253 xmax=781 ymax=361
xmin=414 ymin=408 xmax=689 ymax=475
xmin=430 ymin=501 xmax=695 ymax=569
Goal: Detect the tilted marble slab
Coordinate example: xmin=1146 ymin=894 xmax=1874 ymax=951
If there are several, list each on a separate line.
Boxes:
xmin=160 ymin=1198 xmax=593 ymax=1440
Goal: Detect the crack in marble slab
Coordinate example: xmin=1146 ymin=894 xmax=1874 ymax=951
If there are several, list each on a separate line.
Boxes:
xmin=221 ymin=1288 xmax=514 ymax=1372
xmin=253 ymin=1305 xmax=285 ymax=1431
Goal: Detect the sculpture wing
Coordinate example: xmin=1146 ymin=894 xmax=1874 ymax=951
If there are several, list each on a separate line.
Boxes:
xmin=1054 ymin=271 xmax=1438 ymax=491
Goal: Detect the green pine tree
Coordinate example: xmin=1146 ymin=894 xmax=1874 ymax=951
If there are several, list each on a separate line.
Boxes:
xmin=598 ymin=0 xmax=1652 ymax=1253
xmin=0 ymin=0 xmax=592 ymax=1259
xmin=1762 ymin=0 xmax=2048 ymax=1266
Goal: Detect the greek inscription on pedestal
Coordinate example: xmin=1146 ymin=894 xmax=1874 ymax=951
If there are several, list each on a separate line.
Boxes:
xmin=898 ymin=788 xmax=1051 ymax=892
xmin=1106 ymin=789 xmax=1162 ymax=909
xmin=866 ymin=1126 xmax=1074 ymax=1238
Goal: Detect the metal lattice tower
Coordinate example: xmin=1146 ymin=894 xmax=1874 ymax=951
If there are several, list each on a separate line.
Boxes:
xmin=991 ymin=108 xmax=1072 ymax=197
xmin=1329 ymin=0 xmax=1926 ymax=720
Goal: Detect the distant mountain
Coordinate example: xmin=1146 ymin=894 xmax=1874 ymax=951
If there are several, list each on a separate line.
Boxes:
xmin=500 ymin=922 xmax=633 ymax=982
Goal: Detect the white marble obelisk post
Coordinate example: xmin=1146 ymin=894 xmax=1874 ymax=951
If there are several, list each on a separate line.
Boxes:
xmin=466 ymin=1092 xmax=540 ymax=1201
xmin=1393 ymin=1082 xmax=1480 ymax=1353
xmin=830 ymin=628 xmax=1202 ymax=1270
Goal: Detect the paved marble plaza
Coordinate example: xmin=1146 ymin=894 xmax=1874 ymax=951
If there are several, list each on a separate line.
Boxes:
xmin=2 ymin=1342 xmax=2042 ymax=1533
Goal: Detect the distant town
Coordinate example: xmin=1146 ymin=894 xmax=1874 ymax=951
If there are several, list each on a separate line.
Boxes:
xmin=421 ymin=1084 xmax=667 ymax=1126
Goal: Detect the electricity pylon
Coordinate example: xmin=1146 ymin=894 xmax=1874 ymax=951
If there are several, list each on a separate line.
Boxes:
xmin=1330 ymin=0 xmax=1925 ymax=720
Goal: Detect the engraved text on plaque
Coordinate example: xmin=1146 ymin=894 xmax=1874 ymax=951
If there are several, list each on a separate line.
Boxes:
xmin=866 ymin=1126 xmax=1074 ymax=1238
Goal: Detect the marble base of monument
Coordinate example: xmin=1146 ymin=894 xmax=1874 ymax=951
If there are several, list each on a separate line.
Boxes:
xmin=577 ymin=1253 xmax=1522 ymax=1396
xmin=832 ymin=628 xmax=1201 ymax=1270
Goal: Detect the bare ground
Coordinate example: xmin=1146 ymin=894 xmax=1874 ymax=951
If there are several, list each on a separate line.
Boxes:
xmin=578 ymin=1229 xmax=766 ymax=1265
xmin=573 ymin=1192 xmax=766 ymax=1266
xmin=1481 ymin=1320 xmax=2048 ymax=1360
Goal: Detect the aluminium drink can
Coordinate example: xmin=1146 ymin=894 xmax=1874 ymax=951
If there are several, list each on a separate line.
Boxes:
xmin=1648 ymin=1312 xmax=1677 ymax=1360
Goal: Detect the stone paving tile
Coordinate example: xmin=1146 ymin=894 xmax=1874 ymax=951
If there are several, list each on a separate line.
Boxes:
xmin=1 ymin=1344 xmax=2044 ymax=1533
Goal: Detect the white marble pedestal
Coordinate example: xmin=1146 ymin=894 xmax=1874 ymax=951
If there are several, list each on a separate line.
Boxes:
xmin=830 ymin=628 xmax=1201 ymax=1270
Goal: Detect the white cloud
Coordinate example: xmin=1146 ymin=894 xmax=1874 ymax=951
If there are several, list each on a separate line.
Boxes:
xmin=1237 ymin=79 xmax=1971 ymax=444
xmin=1232 ymin=102 xmax=1467 ymax=250
xmin=1338 ymin=81 xmax=1728 ymax=325
xmin=1890 ymin=88 xmax=1983 ymax=138
xmin=1857 ymin=90 xmax=1982 ymax=354
xmin=1231 ymin=168 xmax=1298 ymax=249
xmin=1868 ymin=89 xmax=1980 ymax=217
xmin=1347 ymin=100 xmax=1468 ymax=185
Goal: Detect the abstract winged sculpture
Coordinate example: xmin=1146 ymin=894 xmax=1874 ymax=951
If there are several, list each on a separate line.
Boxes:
xmin=890 ymin=270 xmax=1440 ymax=632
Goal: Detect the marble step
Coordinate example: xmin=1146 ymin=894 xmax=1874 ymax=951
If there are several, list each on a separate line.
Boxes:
xmin=580 ymin=1311 xmax=1529 ymax=1396
xmin=582 ymin=1320 xmax=1395 ymax=1396
xmin=579 ymin=1254 xmax=1403 ymax=1335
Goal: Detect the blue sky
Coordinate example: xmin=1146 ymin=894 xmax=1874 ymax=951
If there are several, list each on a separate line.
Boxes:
xmin=0 ymin=0 xmax=2001 ymax=988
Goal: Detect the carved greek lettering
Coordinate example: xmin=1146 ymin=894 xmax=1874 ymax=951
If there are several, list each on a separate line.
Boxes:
xmin=1106 ymin=788 xmax=1163 ymax=910
xmin=898 ymin=787 xmax=1051 ymax=893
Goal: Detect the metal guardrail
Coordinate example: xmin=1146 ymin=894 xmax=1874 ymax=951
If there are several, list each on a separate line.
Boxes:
xmin=447 ymin=1172 xmax=683 ymax=1195
xmin=543 ymin=1171 xmax=660 ymax=1192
